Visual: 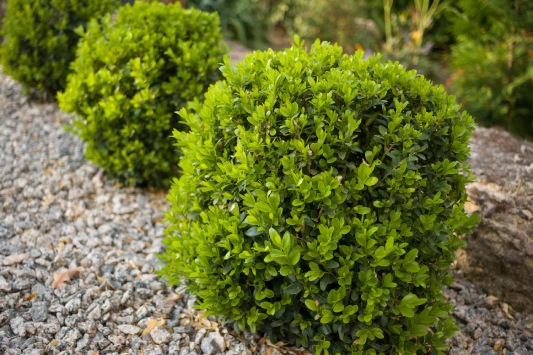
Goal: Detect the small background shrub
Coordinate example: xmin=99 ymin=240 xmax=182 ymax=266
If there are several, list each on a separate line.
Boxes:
xmin=449 ymin=0 xmax=533 ymax=139
xmin=185 ymin=0 xmax=269 ymax=49
xmin=160 ymin=39 xmax=478 ymax=354
xmin=58 ymin=1 xmax=226 ymax=187
xmin=264 ymin=0 xmax=382 ymax=52
xmin=0 ymin=0 xmax=119 ymax=98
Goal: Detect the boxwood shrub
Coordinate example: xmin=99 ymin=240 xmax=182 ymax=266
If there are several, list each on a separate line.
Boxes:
xmin=58 ymin=1 xmax=226 ymax=186
xmin=159 ymin=38 xmax=478 ymax=354
xmin=0 ymin=0 xmax=119 ymax=98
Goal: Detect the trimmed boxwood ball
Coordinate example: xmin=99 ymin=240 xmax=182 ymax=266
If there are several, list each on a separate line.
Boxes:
xmin=159 ymin=38 xmax=478 ymax=354
xmin=58 ymin=1 xmax=226 ymax=187
xmin=0 ymin=0 xmax=119 ymax=98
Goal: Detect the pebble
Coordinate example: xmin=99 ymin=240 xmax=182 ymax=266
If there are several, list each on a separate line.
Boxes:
xmin=12 ymin=278 xmax=32 ymax=291
xmin=3 ymin=253 xmax=28 ymax=265
xmin=117 ymin=324 xmax=141 ymax=335
xmin=30 ymin=302 xmax=49 ymax=322
xmin=201 ymin=331 xmax=226 ymax=355
xmin=41 ymin=320 xmax=61 ymax=334
xmin=0 ymin=275 xmax=12 ymax=291
xmin=86 ymin=304 xmax=101 ymax=320
xmin=150 ymin=326 xmax=172 ymax=345
xmin=76 ymin=333 xmax=90 ymax=349
xmin=65 ymin=298 xmax=81 ymax=313
xmin=227 ymin=343 xmax=252 ymax=355
xmin=10 ymin=317 xmax=26 ymax=337
xmin=144 ymin=344 xmax=164 ymax=355
xmin=63 ymin=329 xmax=82 ymax=345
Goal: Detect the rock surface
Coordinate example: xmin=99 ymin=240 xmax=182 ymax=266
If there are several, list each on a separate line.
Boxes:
xmin=460 ymin=127 xmax=533 ymax=312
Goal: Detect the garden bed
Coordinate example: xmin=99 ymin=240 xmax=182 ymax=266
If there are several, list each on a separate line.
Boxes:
xmin=1 ymin=70 xmax=533 ymax=354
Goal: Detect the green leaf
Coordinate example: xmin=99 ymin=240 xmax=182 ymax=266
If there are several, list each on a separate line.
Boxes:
xmin=332 ymin=302 xmax=344 ymax=313
xmin=354 ymin=206 xmax=371 ymax=215
xmin=400 ymin=306 xmax=415 ymax=318
xmin=280 ymin=265 xmax=293 ymax=276
xmin=382 ymin=274 xmax=397 ymax=288
xmin=305 ymin=299 xmax=319 ymax=311
xmin=411 ymin=324 xmax=429 ymax=337
xmin=284 ymin=283 xmax=302 ymax=295
xmin=365 ymin=176 xmax=378 ymax=186
xmin=269 ymin=228 xmax=282 ymax=246
xmin=320 ymin=274 xmax=336 ymax=291
xmin=269 ymin=249 xmax=289 ymax=265
xmin=404 ymin=262 xmax=420 ymax=273
xmin=325 ymin=260 xmax=339 ymax=269
xmin=404 ymin=249 xmax=418 ymax=264
xmin=256 ymin=202 xmax=273 ymax=213
xmin=282 ymin=232 xmax=292 ymax=251
xmin=401 ymin=294 xmax=427 ymax=308
xmin=288 ymin=250 xmax=301 ymax=265
xmin=305 ymin=262 xmax=325 ymax=281
xmin=266 ymin=265 xmax=278 ymax=277
xmin=320 ymin=309 xmax=335 ymax=324
xmin=245 ymin=227 xmax=262 ymax=237
xmin=342 ymin=305 xmax=358 ymax=316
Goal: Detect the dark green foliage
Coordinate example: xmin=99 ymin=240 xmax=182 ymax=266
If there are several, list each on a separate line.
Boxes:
xmin=58 ymin=1 xmax=226 ymax=187
xmin=186 ymin=0 xmax=268 ymax=49
xmin=450 ymin=0 xmax=533 ymax=140
xmin=160 ymin=38 xmax=478 ymax=354
xmin=0 ymin=0 xmax=119 ymax=98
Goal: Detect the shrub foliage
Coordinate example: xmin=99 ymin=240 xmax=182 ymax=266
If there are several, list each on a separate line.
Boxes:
xmin=59 ymin=1 xmax=226 ymax=186
xmin=160 ymin=39 xmax=477 ymax=354
xmin=0 ymin=0 xmax=119 ymax=98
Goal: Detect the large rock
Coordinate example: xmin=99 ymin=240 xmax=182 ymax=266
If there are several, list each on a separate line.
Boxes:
xmin=459 ymin=127 xmax=533 ymax=312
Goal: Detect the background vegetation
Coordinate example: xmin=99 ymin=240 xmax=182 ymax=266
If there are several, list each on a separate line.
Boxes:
xmin=1 ymin=0 xmax=530 ymax=139
xmin=182 ymin=0 xmax=533 ymax=140
xmin=0 ymin=0 xmax=120 ymax=98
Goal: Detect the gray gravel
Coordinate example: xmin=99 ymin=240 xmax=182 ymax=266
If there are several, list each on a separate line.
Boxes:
xmin=0 ymin=72 xmax=255 ymax=354
xmin=1 ymin=70 xmax=532 ymax=354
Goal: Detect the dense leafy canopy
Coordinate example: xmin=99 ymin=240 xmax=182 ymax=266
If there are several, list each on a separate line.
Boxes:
xmin=160 ymin=39 xmax=478 ymax=354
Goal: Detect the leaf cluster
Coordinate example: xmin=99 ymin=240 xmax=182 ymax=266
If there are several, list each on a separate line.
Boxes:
xmin=159 ymin=38 xmax=478 ymax=354
xmin=58 ymin=0 xmax=226 ymax=186
xmin=0 ymin=0 xmax=119 ymax=99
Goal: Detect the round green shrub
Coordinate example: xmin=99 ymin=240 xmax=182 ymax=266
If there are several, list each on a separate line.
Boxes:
xmin=0 ymin=0 xmax=119 ymax=98
xmin=58 ymin=1 xmax=226 ymax=187
xmin=159 ymin=38 xmax=478 ymax=354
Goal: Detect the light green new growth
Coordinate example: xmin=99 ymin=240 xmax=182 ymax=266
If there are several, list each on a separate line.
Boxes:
xmin=58 ymin=1 xmax=226 ymax=186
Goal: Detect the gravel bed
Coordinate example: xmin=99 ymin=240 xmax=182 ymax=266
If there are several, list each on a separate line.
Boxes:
xmin=1 ymin=70 xmax=532 ymax=354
